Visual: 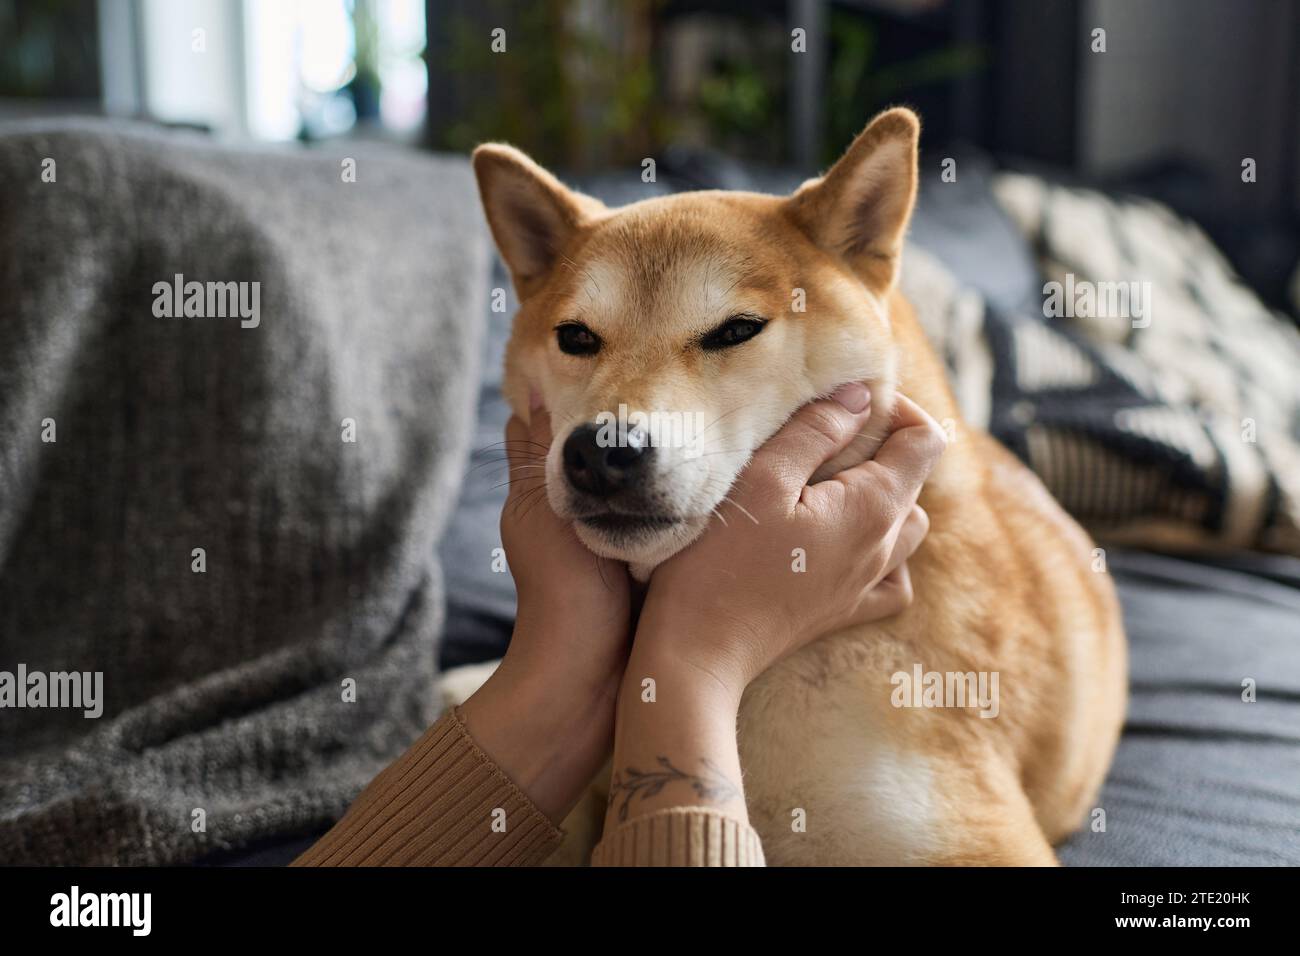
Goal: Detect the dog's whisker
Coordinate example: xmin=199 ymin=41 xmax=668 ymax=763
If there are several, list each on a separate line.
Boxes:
xmin=514 ymin=485 xmax=553 ymax=523
xmin=480 ymin=439 xmax=551 ymax=449
xmin=467 ymin=457 xmax=544 ymax=477
xmin=506 ymin=480 xmax=547 ymax=508
xmin=720 ymin=495 xmax=760 ymax=525
xmin=469 ymin=450 xmax=547 ymax=465
xmin=469 ymin=452 xmax=544 ymax=467
xmin=492 ymin=477 xmax=546 ymax=493
xmin=489 ymin=469 xmax=548 ymax=491
xmin=695 ymin=402 xmax=750 ymax=439
xmin=658 ymin=447 xmax=753 ymax=478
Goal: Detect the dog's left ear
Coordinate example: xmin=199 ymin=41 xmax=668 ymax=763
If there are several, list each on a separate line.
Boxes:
xmin=784 ymin=107 xmax=919 ymax=292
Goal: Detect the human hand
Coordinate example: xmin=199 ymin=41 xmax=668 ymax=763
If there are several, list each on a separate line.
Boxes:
xmin=460 ymin=403 xmax=634 ymax=822
xmin=634 ymin=386 xmax=947 ymax=705
xmin=494 ymin=404 xmax=634 ymax=697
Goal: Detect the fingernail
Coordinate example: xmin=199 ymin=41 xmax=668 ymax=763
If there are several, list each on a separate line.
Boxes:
xmin=528 ymin=387 xmax=543 ymax=411
xmin=831 ymin=382 xmax=871 ymax=413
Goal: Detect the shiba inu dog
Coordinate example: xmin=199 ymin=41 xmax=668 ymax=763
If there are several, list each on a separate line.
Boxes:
xmin=471 ymin=108 xmax=1127 ymax=865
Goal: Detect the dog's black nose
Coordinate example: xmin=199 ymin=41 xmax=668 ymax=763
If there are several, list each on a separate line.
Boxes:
xmin=563 ymin=422 xmax=653 ymax=497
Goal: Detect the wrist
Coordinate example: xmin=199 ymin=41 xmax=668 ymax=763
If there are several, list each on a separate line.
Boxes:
xmin=622 ymin=640 xmax=746 ymax=716
xmin=630 ymin=602 xmax=767 ymax=707
xmin=607 ymin=645 xmax=749 ymax=828
xmin=514 ymin=583 xmax=632 ymax=681
xmin=461 ymin=654 xmax=616 ymax=823
xmin=509 ymin=600 xmax=629 ymax=701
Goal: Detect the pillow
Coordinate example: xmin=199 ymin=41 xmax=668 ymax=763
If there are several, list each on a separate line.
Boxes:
xmin=0 ymin=119 xmax=489 ymax=863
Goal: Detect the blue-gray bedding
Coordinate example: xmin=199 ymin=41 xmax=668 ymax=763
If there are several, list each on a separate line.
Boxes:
xmin=1059 ymin=549 xmax=1300 ymax=865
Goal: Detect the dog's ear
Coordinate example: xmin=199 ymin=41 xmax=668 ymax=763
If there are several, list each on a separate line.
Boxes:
xmin=472 ymin=144 xmax=604 ymax=298
xmin=784 ymin=108 xmax=919 ymax=292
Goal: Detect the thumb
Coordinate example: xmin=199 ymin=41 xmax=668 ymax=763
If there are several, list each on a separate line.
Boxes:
xmin=746 ymin=382 xmax=873 ymax=503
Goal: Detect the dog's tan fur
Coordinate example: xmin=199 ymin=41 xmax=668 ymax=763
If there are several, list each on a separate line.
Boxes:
xmin=472 ymin=108 xmax=1127 ymax=865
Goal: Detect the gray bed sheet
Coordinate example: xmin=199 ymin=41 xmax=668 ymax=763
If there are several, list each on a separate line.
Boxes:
xmin=1060 ymin=549 xmax=1300 ymax=865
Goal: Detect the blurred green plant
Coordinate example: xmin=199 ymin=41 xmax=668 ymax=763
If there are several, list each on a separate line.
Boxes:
xmin=0 ymin=0 xmax=100 ymax=98
xmin=349 ymin=0 xmax=381 ymax=119
xmin=696 ymin=49 xmax=783 ymax=160
xmin=824 ymin=9 xmax=986 ymax=163
xmin=352 ymin=0 xmax=381 ymax=86
xmin=434 ymin=1 xmax=985 ymax=170
xmin=439 ymin=0 xmax=670 ymax=170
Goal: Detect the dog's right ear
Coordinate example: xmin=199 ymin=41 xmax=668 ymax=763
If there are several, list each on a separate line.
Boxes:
xmin=784 ymin=108 xmax=919 ymax=294
xmin=471 ymin=144 xmax=604 ymax=299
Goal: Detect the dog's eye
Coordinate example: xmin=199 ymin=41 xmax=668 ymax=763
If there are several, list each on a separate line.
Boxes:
xmin=700 ymin=315 xmax=767 ymax=352
xmin=556 ymin=322 xmax=602 ymax=356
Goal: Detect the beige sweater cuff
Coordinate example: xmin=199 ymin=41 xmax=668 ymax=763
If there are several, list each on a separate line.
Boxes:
xmin=591 ymin=807 xmax=766 ymax=866
xmin=292 ymin=707 xmax=564 ymax=867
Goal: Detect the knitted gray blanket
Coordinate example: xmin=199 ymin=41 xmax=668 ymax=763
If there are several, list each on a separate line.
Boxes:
xmin=0 ymin=120 xmax=487 ymax=865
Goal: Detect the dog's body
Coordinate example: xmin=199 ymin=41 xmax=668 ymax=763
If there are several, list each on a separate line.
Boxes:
xmin=740 ymin=290 xmax=1126 ymax=864
xmin=472 ymin=109 xmax=1126 ymax=865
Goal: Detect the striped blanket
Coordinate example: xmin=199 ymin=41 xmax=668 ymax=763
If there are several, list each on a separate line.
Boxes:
xmin=901 ymin=173 xmax=1300 ymax=556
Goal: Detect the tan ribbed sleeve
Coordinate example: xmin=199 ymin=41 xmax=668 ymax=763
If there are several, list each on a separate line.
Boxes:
xmin=590 ymin=807 xmax=766 ymax=866
xmin=292 ymin=707 xmax=564 ymax=867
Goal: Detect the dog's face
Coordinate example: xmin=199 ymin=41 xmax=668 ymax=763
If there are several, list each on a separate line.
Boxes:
xmin=473 ymin=109 xmax=919 ymax=570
